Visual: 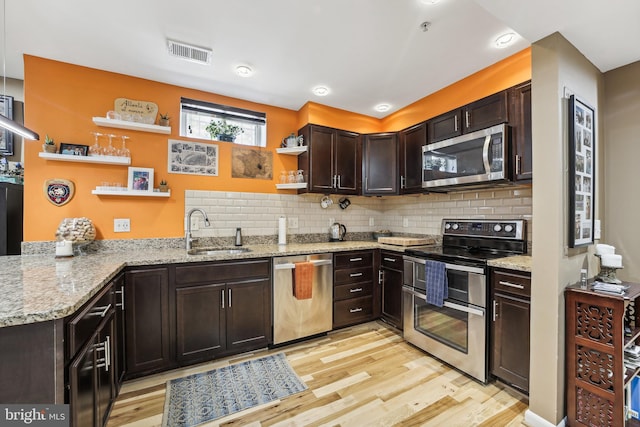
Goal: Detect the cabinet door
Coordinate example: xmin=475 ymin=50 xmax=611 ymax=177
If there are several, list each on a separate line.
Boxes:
xmin=491 ymin=293 xmax=530 ymax=393
xmin=334 ymin=130 xmax=360 ymax=194
xmin=175 ymin=283 xmax=226 ymax=363
xmin=362 ymin=133 xmax=398 ymax=195
xmin=226 ymin=278 xmax=271 ymax=352
xmin=463 ymin=91 xmax=508 ymax=133
xmin=307 ymin=125 xmax=335 ymax=193
xmin=399 ymin=122 xmax=426 ymax=194
xmin=95 ymin=313 xmax=115 ymax=427
xmin=124 ymin=267 xmax=172 ymax=377
xmin=428 ymin=109 xmax=462 ymax=143
xmin=69 ymin=334 xmax=97 ymax=427
xmin=509 ymin=82 xmax=532 ymax=181
xmin=113 ymin=274 xmax=126 ymax=389
xmin=381 ymin=266 xmax=403 ymax=329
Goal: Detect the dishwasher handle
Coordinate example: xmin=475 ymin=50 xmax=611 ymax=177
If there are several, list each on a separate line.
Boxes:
xmin=274 ymin=259 xmax=333 ymax=270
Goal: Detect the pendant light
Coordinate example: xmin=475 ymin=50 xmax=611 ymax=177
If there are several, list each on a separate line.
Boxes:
xmin=1 ymin=0 xmax=39 ymax=140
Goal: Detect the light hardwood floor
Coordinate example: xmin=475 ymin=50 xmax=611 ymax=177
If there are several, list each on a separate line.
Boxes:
xmin=107 ymin=321 xmax=528 ymax=427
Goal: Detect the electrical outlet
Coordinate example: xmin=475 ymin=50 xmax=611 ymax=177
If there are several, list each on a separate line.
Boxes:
xmin=287 ymin=217 xmax=299 ymax=229
xmin=403 ymin=217 xmax=409 ymax=228
xmin=114 ymin=218 xmax=130 ymax=233
xmin=190 ymin=217 xmax=199 ymax=230
xmin=369 ymin=217 xmax=375 ymax=226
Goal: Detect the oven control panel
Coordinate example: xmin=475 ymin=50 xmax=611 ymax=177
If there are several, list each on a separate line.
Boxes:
xmin=442 ymin=219 xmax=525 ymax=240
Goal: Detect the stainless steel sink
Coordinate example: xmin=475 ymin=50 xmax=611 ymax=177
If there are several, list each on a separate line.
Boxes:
xmin=187 ymin=247 xmax=251 ymax=256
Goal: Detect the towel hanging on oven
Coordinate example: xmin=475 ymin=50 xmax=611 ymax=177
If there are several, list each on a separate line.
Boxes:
xmin=425 ymin=260 xmax=448 ymax=307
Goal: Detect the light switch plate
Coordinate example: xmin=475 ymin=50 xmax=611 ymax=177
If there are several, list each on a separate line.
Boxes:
xmin=114 ymin=218 xmax=130 ymax=233
xmin=594 ymin=219 xmax=601 ymax=239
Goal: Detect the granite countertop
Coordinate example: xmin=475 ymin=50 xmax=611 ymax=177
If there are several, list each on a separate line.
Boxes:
xmin=487 ymin=255 xmax=532 ymax=273
xmin=1 ymin=239 xmax=529 ymax=328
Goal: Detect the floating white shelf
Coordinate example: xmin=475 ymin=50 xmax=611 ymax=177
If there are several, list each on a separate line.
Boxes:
xmin=276 ymin=146 xmax=307 ymax=156
xmin=92 ymin=189 xmax=171 ymax=197
xmin=39 ymin=152 xmax=131 ymax=165
xmin=92 ymin=117 xmax=171 ymax=134
xmin=275 ymin=183 xmax=307 ymax=190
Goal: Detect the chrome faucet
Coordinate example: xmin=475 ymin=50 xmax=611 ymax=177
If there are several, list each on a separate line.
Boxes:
xmin=185 ymin=208 xmax=210 ymax=250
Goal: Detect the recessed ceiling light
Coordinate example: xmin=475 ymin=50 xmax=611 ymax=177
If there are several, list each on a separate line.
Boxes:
xmin=375 ymin=103 xmax=391 ymax=112
xmin=235 ymin=65 xmax=253 ymax=77
xmin=312 ymin=86 xmax=330 ymax=96
xmin=421 ymin=0 xmax=441 ymax=4
xmin=495 ymin=32 xmax=517 ymax=49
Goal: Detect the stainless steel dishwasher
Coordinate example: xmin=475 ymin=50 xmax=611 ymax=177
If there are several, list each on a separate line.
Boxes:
xmin=272 ymin=253 xmax=333 ymax=345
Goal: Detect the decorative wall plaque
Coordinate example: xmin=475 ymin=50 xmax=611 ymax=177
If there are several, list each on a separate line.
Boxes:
xmin=44 ymin=178 xmax=75 ymax=206
xmin=114 ymin=98 xmax=158 ymax=123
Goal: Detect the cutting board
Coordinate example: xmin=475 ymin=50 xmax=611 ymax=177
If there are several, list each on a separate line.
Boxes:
xmin=377 ymin=236 xmax=435 ymax=246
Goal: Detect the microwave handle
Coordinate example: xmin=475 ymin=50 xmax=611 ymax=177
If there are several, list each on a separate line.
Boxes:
xmin=482 ymin=134 xmax=491 ymax=173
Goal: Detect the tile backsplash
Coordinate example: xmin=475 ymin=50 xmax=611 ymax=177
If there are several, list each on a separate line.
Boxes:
xmin=186 ymin=185 xmax=532 ymax=243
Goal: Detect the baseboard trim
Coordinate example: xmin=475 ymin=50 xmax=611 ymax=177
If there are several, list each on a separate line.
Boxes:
xmin=524 ymin=410 xmax=567 ymax=427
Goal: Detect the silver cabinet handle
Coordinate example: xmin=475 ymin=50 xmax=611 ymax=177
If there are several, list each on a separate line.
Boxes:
xmin=400 ymin=176 xmax=405 ymax=189
xmin=91 ymin=303 xmax=112 ymax=318
xmin=465 ymin=110 xmax=471 ymax=128
xmin=115 ymin=287 xmax=125 ymax=310
xmin=221 ymin=290 xmax=225 ymax=309
xmin=350 ymin=287 xmax=363 ymax=293
xmin=228 ymin=289 xmax=232 ymax=308
xmin=349 ymin=308 xmax=363 ymax=313
xmin=350 ymin=257 xmax=363 ymax=262
xmin=515 ymin=155 xmax=522 ymax=175
xmin=493 ymin=300 xmax=498 ymax=321
xmin=105 ymin=335 xmax=111 ymax=371
xmin=350 ymin=272 xmax=363 ymax=278
xmin=332 ymin=175 xmax=337 ymax=189
xmin=378 ymin=269 xmax=384 ymax=284
xmin=383 ymin=257 xmax=396 ymax=262
xmin=499 ymin=280 xmax=525 ymax=289
xmin=454 ymin=115 xmax=458 ymax=132
xmin=338 ymin=175 xmax=342 ymax=188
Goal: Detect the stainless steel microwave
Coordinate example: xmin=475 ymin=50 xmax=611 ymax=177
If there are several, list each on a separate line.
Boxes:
xmin=422 ymin=123 xmax=509 ymax=190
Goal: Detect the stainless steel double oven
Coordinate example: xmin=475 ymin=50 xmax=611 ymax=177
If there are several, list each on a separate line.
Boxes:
xmin=402 ymin=219 xmax=526 ymax=383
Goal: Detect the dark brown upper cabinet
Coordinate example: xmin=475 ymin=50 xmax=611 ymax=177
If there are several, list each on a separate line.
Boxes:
xmin=362 ymin=132 xmax=398 ymax=196
xmin=298 ymin=124 xmax=361 ymax=195
xmin=428 ymin=91 xmax=509 ymax=144
xmin=399 ymin=122 xmax=427 ymax=194
xmin=508 ymin=81 xmax=532 ymax=182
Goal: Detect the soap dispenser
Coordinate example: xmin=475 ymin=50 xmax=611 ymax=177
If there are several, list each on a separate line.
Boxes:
xmin=235 ymin=227 xmax=242 ymax=246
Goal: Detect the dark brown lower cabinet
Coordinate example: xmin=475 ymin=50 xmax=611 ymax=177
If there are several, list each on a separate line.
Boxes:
xmin=490 ymin=268 xmax=531 ymax=394
xmin=380 ymin=251 xmax=403 ymax=329
xmin=124 ymin=267 xmax=172 ymax=378
xmin=174 ymin=259 xmax=272 ymax=365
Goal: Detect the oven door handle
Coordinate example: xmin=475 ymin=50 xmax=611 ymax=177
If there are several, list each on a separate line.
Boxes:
xmin=443 ymin=301 xmax=485 ymax=317
xmin=443 ymin=263 xmax=484 ymax=275
xmin=402 ymin=285 xmax=426 ymax=300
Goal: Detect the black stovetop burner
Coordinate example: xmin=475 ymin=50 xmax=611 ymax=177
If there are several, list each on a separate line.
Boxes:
xmin=405 ymin=219 xmax=527 ymax=265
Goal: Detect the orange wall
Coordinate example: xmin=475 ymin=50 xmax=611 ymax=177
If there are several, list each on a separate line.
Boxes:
xmin=23 ymin=48 xmax=531 ymax=242
xmin=382 ymin=48 xmax=532 ymax=131
xmin=24 ymin=55 xmax=301 ymax=241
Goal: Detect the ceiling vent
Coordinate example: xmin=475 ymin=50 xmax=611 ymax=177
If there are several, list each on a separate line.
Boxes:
xmin=167 ymin=39 xmax=212 ymax=65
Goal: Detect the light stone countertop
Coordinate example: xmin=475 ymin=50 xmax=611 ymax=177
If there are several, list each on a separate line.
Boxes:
xmin=1 ymin=240 xmax=529 ymax=328
xmin=487 ymin=255 xmax=532 ymax=273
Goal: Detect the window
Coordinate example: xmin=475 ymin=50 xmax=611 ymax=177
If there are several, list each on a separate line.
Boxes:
xmin=180 ymin=97 xmax=267 ymax=147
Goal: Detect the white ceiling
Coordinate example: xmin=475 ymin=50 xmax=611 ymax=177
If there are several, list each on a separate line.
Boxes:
xmin=3 ymin=0 xmax=639 ymax=118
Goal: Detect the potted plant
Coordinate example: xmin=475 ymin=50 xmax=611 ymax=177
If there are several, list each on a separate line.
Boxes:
xmin=159 ymin=179 xmax=169 ymax=192
xmin=205 ymin=119 xmax=244 ymax=142
xmin=158 ymin=113 xmax=170 ymax=127
xmin=43 ymin=135 xmax=57 ymax=153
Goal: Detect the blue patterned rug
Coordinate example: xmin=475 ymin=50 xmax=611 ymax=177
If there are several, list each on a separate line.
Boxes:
xmin=162 ymin=353 xmax=307 ymax=427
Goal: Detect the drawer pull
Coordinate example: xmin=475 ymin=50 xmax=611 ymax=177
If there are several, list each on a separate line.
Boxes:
xmin=349 ymin=307 xmax=363 ymax=313
xmin=350 ymin=257 xmax=363 ymax=262
xmin=350 ymin=272 xmax=363 ymax=278
xmin=90 ymin=303 xmax=112 ymax=318
xmin=383 ymin=257 xmax=396 ymax=262
xmin=350 ymin=288 xmax=363 ymax=293
xmin=499 ymin=280 xmax=525 ymax=290
xmin=115 ymin=287 xmax=125 ymax=310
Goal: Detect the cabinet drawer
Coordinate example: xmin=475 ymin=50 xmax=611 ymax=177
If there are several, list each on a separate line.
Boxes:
xmin=335 ymin=267 xmax=373 ymax=285
xmin=334 ymin=251 xmax=373 ymax=269
xmin=334 ymin=282 xmax=373 ymax=301
xmin=67 ymin=283 xmax=114 ymax=358
xmin=334 ymin=296 xmax=374 ymax=326
xmin=381 ymin=252 xmax=403 ymax=270
xmin=493 ymin=270 xmax=531 ymax=298
xmin=175 ymin=259 xmax=270 ymax=285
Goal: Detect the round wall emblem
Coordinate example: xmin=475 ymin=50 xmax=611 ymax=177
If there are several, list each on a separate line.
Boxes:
xmin=44 ymin=179 xmax=75 ymax=206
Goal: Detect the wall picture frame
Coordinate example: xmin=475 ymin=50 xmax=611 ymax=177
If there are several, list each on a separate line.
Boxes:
xmin=0 ymin=95 xmax=14 ymax=156
xmin=568 ymin=94 xmax=595 ymax=248
xmin=59 ymin=143 xmax=89 ymax=156
xmin=127 ymin=167 xmax=154 ymax=192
